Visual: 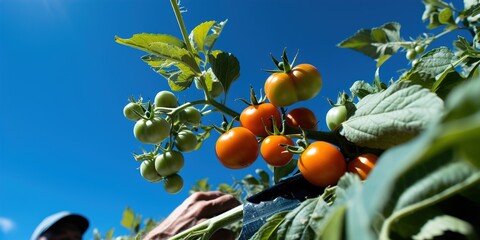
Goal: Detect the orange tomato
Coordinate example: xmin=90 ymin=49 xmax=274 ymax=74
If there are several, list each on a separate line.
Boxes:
xmin=215 ymin=127 xmax=259 ymax=169
xmin=298 ymin=141 xmax=346 ymax=187
xmin=347 ymin=153 xmax=378 ymax=180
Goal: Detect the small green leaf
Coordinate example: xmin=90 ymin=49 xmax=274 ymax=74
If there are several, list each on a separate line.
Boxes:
xmin=142 ymin=54 xmax=197 ymax=91
xmin=341 ymin=81 xmax=444 ymax=149
xmin=205 ymin=20 xmax=227 ymax=50
xmin=121 ymin=207 xmax=135 ymax=229
xmin=105 ymin=229 xmax=114 ymax=240
xmin=272 ymin=159 xmax=298 ymax=183
xmin=337 ymin=22 xmax=402 ymax=64
xmin=256 ymin=169 xmax=270 ymax=186
xmin=208 ymin=51 xmax=240 ymax=95
xmin=317 ymin=206 xmax=346 ymax=240
xmin=413 ymin=215 xmax=478 ymax=240
xmin=189 ymin=21 xmax=216 ymax=54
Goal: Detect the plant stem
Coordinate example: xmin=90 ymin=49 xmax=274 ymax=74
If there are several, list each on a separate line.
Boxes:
xmin=169 ymin=0 xmax=194 ymax=52
xmin=169 ymin=205 xmax=244 ymax=240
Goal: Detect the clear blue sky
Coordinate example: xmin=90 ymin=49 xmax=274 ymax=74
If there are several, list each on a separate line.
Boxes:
xmin=0 ymin=0 xmax=447 ymax=239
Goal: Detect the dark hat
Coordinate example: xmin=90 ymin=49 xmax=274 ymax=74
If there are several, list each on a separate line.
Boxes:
xmin=31 ymin=211 xmax=89 ymax=240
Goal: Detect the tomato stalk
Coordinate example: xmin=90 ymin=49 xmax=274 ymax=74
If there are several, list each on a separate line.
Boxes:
xmin=169 ymin=0 xmax=194 ymax=53
xmin=169 ymin=205 xmax=244 ymax=240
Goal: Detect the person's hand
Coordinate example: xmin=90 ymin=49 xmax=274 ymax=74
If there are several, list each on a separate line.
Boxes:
xmin=143 ymin=191 xmax=241 ymax=240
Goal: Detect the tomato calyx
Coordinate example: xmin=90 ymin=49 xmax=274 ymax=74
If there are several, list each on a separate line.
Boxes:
xmin=265 ymin=48 xmax=299 ymax=73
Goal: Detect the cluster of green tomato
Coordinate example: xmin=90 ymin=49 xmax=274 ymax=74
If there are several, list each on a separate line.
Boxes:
xmin=123 ymin=91 xmax=203 ymax=193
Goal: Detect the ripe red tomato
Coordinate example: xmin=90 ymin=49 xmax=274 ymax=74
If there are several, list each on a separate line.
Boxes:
xmin=286 ymin=107 xmax=318 ymax=130
xmin=260 ymin=135 xmax=294 ymax=167
xmin=215 ymin=127 xmax=259 ymax=169
xmin=240 ymin=103 xmax=281 ymax=136
xmin=298 ymin=141 xmax=346 ymax=187
xmin=264 ymin=64 xmax=322 ymax=107
xmin=347 ymin=153 xmax=378 ymax=180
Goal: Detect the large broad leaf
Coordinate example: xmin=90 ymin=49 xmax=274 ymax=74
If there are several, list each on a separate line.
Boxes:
xmin=403 ymin=47 xmax=457 ymax=89
xmin=249 ymin=211 xmax=289 ymax=240
xmin=346 ymin=77 xmax=480 ymax=240
xmin=208 ymin=51 xmax=240 ymax=95
xmin=340 ymin=81 xmax=444 ymax=149
xmin=337 ymin=22 xmax=402 ymax=66
xmin=148 ymin=42 xmax=200 ymax=74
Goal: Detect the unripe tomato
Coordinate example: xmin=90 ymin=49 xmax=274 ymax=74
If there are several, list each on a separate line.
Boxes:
xmin=264 ymin=64 xmax=322 ymax=107
xmin=123 ymin=102 xmax=145 ymax=121
xmin=347 ymin=153 xmax=378 ymax=180
xmin=298 ymin=141 xmax=346 ymax=187
xmin=260 ymin=135 xmax=294 ymax=167
xmin=134 ymin=118 xmax=170 ymax=144
xmin=215 ymin=127 xmax=259 ymax=169
xmin=154 ymin=91 xmax=177 ymax=108
xmin=326 ymin=105 xmax=347 ymax=131
xmin=174 ymin=130 xmax=198 ymax=152
xmin=155 ymin=150 xmax=185 ymax=177
xmin=163 ymin=174 xmax=184 ymax=194
xmin=140 ymin=160 xmax=162 ymax=182
xmin=406 ymin=49 xmax=417 ymax=61
xmin=184 ymin=107 xmax=202 ymax=125
xmin=240 ymin=103 xmax=281 ymax=137
xmin=286 ymin=107 xmax=318 ymax=130
xmin=414 ymin=45 xmax=425 ymax=54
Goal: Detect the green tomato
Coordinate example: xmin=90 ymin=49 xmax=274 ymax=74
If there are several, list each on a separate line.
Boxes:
xmin=163 ymin=174 xmax=184 ymax=194
xmin=155 ymin=150 xmax=185 ymax=177
xmin=174 ymin=130 xmax=198 ymax=152
xmin=326 ymin=105 xmax=347 ymax=131
xmin=406 ymin=49 xmax=417 ymax=61
xmin=154 ymin=91 xmax=177 ymax=108
xmin=123 ymin=102 xmax=144 ymax=121
xmin=140 ymin=160 xmax=162 ymax=182
xmin=415 ymin=45 xmax=425 ymax=54
xmin=184 ymin=107 xmax=202 ymax=125
xmin=134 ymin=118 xmax=171 ymax=144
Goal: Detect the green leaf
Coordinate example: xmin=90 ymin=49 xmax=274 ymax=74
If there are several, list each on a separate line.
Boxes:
xmin=141 ymin=54 xmax=197 ymax=91
xmin=189 ymin=21 xmax=216 ymax=54
xmin=403 ymin=47 xmax=457 ymax=89
xmin=337 ymin=22 xmax=402 ymax=64
xmin=272 ymin=159 xmax=298 ymax=184
xmin=432 ymin=70 xmax=465 ymax=100
xmin=189 ymin=20 xmax=227 ymax=54
xmin=121 ymin=207 xmax=135 ymax=229
xmin=208 ymin=51 xmax=240 ymax=95
xmin=249 ymin=211 xmax=289 ymax=240
xmin=204 ymin=20 xmax=227 ymax=50
xmin=317 ymin=206 xmax=346 ymax=240
xmin=256 ymin=169 xmax=270 ymax=186
xmin=413 ymin=215 xmax=479 ymax=240
xmin=340 ymin=81 xmax=444 ymax=149
xmin=115 ymin=33 xmax=185 ymax=51
xmin=148 ymin=42 xmax=201 ymax=74
xmin=105 ymin=229 xmax=114 ymax=240
xmin=346 ymin=76 xmax=480 ymax=240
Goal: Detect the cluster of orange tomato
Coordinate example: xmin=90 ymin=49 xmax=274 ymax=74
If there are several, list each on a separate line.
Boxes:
xmin=214 ymin=62 xmax=379 ymax=187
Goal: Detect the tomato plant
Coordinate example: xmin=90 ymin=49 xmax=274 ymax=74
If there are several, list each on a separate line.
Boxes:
xmin=116 ymin=1 xmax=480 ymax=239
xmin=240 ymin=103 xmax=281 ymax=136
xmin=325 ymin=105 xmax=347 ymax=131
xmin=285 ymin=107 xmax=317 ymax=130
xmin=215 ymin=127 xmax=259 ymax=169
xmin=260 ymin=135 xmax=294 ymax=167
xmin=298 ymin=141 xmax=346 ymax=187
xmin=347 ymin=153 xmax=378 ymax=180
